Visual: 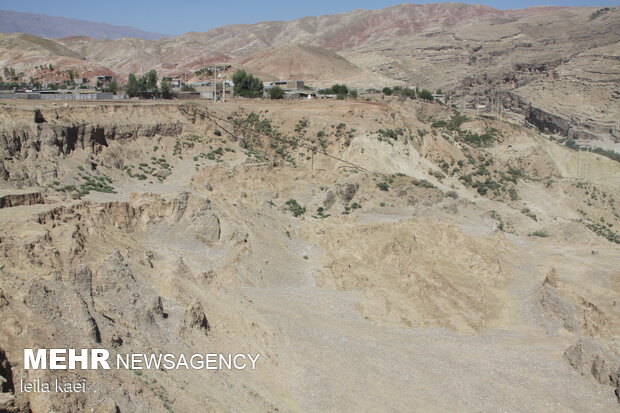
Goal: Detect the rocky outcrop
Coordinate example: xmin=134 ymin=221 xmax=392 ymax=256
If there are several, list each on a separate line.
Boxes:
xmin=24 ymin=277 xmax=102 ymax=345
xmin=180 ymin=300 xmax=210 ymax=337
xmin=336 ymin=182 xmax=359 ymax=203
xmin=0 ymin=349 xmax=15 ymax=394
xmin=0 ymin=192 xmax=44 ymax=208
xmin=538 ymin=280 xmax=579 ymax=333
xmin=0 ymin=348 xmax=20 ymax=413
xmin=536 ymin=269 xmax=611 ymax=337
xmin=0 ymin=358 xmax=29 ymax=412
xmin=564 ymin=337 xmax=620 ymax=402
xmin=190 ymin=199 xmax=221 ymax=244
xmin=323 ymin=190 xmax=336 ymax=209
xmin=499 ymin=91 xmax=604 ymax=142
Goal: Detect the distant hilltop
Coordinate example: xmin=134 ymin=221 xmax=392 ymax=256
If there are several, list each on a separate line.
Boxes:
xmin=0 ymin=9 xmax=169 ymax=40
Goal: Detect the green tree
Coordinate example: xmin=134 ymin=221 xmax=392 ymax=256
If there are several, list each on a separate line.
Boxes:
xmin=126 ymin=73 xmax=139 ymax=97
xmin=232 ymin=70 xmax=263 ymax=98
xmin=269 ymin=85 xmax=285 ymax=99
xmin=126 ymin=70 xmax=159 ymax=98
xmin=160 ymin=80 xmax=172 ymax=99
xmin=105 ymin=80 xmax=118 ymax=94
xmin=143 ymin=69 xmax=158 ymax=94
xmin=418 ymin=89 xmax=434 ymax=102
xmin=401 ymin=87 xmax=416 ymax=98
xmin=382 ymin=87 xmax=393 ymax=96
xmin=330 ymin=84 xmax=348 ymax=95
xmin=349 ymin=89 xmax=358 ymax=99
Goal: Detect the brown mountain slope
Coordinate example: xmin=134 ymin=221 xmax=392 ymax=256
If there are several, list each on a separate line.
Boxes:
xmin=0 ymin=33 xmax=117 ymax=83
xmin=341 ymin=6 xmax=620 ymax=141
xmin=55 ymin=2 xmax=505 ymax=76
xmin=0 ymin=33 xmax=81 ymax=59
xmin=238 ymin=43 xmax=398 ymax=87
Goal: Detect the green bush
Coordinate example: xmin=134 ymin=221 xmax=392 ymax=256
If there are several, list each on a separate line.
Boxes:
xmin=418 ymin=89 xmax=434 ymax=102
xmin=326 ymin=84 xmax=348 ymax=95
xmin=529 ymin=230 xmax=550 ymax=238
xmin=232 ymin=69 xmax=263 ymax=98
xmin=269 ymin=86 xmax=285 ymax=99
xmin=508 ymin=188 xmax=519 ymax=201
xmin=285 ymin=199 xmax=306 ymax=217
xmin=590 ymin=7 xmax=611 ymax=20
xmin=377 ymin=182 xmax=389 ymax=191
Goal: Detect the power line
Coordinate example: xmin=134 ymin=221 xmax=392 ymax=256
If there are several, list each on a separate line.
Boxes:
xmin=179 ymin=104 xmax=368 ymax=172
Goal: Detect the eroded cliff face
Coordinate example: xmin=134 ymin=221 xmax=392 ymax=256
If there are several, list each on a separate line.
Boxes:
xmin=0 ymin=105 xmax=188 ymax=186
xmin=495 ymin=91 xmax=619 ymax=143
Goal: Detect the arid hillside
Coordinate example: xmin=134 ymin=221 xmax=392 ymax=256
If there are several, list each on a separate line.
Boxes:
xmin=238 ymin=44 xmax=397 ymax=87
xmin=0 ymin=97 xmax=619 ymax=412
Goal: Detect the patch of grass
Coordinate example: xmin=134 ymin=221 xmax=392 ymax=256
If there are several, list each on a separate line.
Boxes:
xmin=315 ymin=206 xmax=330 ymax=219
xmin=583 ymin=221 xmax=620 ymax=244
xmin=457 ymin=130 xmax=496 ymax=147
xmin=529 ymin=230 xmax=550 ymax=238
xmin=285 ymin=199 xmax=306 ymax=217
xmin=54 ymin=168 xmax=117 ymax=197
xmin=411 ymin=178 xmax=435 ymax=188
xmin=508 ymin=187 xmax=519 ymax=201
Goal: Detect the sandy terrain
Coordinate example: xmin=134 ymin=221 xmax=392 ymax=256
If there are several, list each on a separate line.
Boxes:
xmin=0 ymin=98 xmax=618 ymax=412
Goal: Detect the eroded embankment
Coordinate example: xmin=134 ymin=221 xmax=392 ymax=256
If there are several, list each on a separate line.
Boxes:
xmin=0 ymin=104 xmax=192 ymax=185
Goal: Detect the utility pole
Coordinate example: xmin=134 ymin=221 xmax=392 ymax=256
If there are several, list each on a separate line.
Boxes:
xmin=222 ymin=75 xmax=225 ymax=103
xmin=576 ymin=139 xmax=590 ymax=179
xmin=213 ymin=68 xmax=216 ymax=102
xmin=585 ymin=142 xmax=590 ymax=180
